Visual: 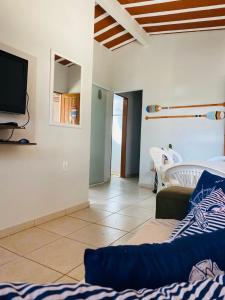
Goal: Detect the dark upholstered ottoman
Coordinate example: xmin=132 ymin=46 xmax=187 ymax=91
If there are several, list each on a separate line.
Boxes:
xmin=156 ymin=186 xmax=194 ymax=220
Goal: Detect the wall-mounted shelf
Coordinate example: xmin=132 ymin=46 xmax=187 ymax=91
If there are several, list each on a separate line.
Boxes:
xmin=0 ymin=141 xmax=36 ymax=145
xmin=0 ymin=124 xmax=36 ymax=145
xmin=0 ymin=125 xmax=25 ymax=130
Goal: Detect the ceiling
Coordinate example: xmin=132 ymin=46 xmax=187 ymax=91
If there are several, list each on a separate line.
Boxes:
xmin=55 ymin=55 xmax=74 ymax=67
xmin=94 ymin=0 xmax=225 ymax=51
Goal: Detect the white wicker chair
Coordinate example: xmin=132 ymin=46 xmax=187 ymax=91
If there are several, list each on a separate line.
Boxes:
xmin=150 ymin=147 xmax=173 ymax=192
xmin=167 ymin=149 xmax=183 ymax=163
xmin=165 ymin=164 xmax=225 ymax=188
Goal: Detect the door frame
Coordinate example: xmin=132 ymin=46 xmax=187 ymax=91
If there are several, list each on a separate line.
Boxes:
xmin=120 ymin=97 xmax=128 ymax=178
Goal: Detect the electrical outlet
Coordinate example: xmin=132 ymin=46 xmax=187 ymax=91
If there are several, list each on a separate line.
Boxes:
xmin=62 ymin=160 xmax=69 ymax=171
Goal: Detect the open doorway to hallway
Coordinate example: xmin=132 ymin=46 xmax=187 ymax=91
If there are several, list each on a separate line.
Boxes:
xmin=89 ymin=86 xmax=143 ymax=187
xmin=111 ymin=91 xmax=143 ymax=179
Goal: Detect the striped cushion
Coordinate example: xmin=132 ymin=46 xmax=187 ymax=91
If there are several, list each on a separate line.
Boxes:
xmin=188 ymin=171 xmax=225 ymax=213
xmin=0 ymin=276 xmax=225 ymax=300
xmin=170 ymin=189 xmax=225 ymax=239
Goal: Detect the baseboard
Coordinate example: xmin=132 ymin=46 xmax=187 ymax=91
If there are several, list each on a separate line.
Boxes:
xmin=0 ymin=220 xmax=36 ymax=239
xmin=0 ymin=201 xmax=89 ymax=239
xmin=89 ymin=181 xmax=105 ymax=187
xmin=89 ymin=179 xmax=111 ymax=187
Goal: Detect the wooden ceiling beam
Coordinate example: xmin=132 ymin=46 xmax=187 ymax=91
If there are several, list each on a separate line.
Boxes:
xmin=127 ymin=0 xmax=225 ymax=15
xmin=136 ymin=8 xmax=225 ymax=24
xmin=95 ymin=15 xmax=116 ymax=33
xmin=111 ymin=39 xmax=136 ymax=51
xmin=59 ymin=59 xmax=72 ymax=66
xmin=95 ymin=1 xmax=225 ymax=49
xmin=95 ymin=25 xmax=125 ymax=42
xmin=96 ymin=0 xmax=149 ymax=46
xmin=104 ymin=32 xmax=133 ymax=48
xmin=95 ymin=4 xmax=106 ymax=18
xmin=118 ymin=0 xmax=153 ymax=4
xmin=144 ymin=18 xmax=225 ymax=33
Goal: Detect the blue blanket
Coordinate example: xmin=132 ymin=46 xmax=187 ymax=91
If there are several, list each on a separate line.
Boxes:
xmin=0 ymin=276 xmax=225 ymax=299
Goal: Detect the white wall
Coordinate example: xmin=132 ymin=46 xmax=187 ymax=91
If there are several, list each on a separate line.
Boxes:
xmin=89 ymin=86 xmax=107 ymax=185
xmin=0 ymin=0 xmax=94 ymax=230
xmin=112 ymin=31 xmax=225 ymax=186
xmin=92 ymin=41 xmax=114 ymax=182
xmin=93 ymin=41 xmax=113 ymax=91
xmin=54 ymin=62 xmax=81 ymax=94
xmin=68 ymin=64 xmax=81 ymax=93
xmin=54 ymin=62 xmax=69 ymax=93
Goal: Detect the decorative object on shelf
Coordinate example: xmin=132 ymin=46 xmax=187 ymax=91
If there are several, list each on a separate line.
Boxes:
xmin=146 ymin=102 xmax=225 ymax=113
xmin=145 ymin=111 xmax=225 ymax=121
xmin=98 ymin=89 xmax=102 ymax=100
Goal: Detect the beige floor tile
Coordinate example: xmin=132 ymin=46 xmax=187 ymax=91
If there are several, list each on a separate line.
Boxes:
xmin=0 ymin=228 xmax=60 ymax=255
xmin=26 ymin=237 xmax=91 ymax=274
xmin=68 ymin=264 xmax=84 ymax=281
xmin=118 ymin=206 xmax=152 ymax=220
xmin=108 ymin=195 xmax=144 ymax=205
xmin=138 ymin=197 xmax=156 ymax=208
xmin=97 ymin=213 xmax=147 ymax=232
xmin=55 ymin=276 xmax=78 ymax=284
xmin=90 ymin=201 xmax=128 ymax=213
xmin=0 ymin=257 xmax=61 ymax=283
xmin=90 ymin=185 xmax=119 ymax=193
xmin=70 ymin=208 xmax=112 ymax=223
xmin=0 ymin=247 xmax=18 ymax=266
xmin=67 ymin=224 xmax=126 ymax=247
xmin=119 ymin=187 xmax=151 ymax=197
xmin=131 ymin=220 xmax=152 ymax=233
xmin=110 ymin=232 xmax=137 ymax=246
xmin=38 ymin=216 xmax=90 ymax=236
xmin=89 ymin=189 xmax=120 ymax=201
xmin=0 ymin=177 xmax=155 ymax=284
xmin=136 ymin=199 xmax=156 ymax=217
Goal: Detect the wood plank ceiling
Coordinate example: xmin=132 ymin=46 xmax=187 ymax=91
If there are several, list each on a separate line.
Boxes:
xmin=55 ymin=55 xmax=74 ymax=67
xmin=94 ymin=0 xmax=225 ymax=51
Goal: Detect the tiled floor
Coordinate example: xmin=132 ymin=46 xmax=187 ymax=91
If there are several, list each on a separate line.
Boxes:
xmin=0 ymin=176 xmax=156 ymax=283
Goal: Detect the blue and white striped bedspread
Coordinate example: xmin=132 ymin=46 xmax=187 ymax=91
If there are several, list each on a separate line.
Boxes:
xmin=1 ymin=275 xmax=225 ymax=300
xmin=170 ymin=188 xmax=225 ymax=239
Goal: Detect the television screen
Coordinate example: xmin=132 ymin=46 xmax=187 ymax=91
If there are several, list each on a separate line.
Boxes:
xmin=0 ymin=50 xmax=28 ymax=114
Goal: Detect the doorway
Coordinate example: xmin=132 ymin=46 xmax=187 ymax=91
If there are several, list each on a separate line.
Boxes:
xmin=111 ymin=91 xmax=143 ymax=179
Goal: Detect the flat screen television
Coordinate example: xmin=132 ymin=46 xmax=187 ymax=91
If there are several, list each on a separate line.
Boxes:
xmin=0 ymin=50 xmax=28 ymax=114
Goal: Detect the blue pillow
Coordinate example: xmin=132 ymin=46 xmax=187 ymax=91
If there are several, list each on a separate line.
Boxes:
xmin=188 ymin=170 xmax=225 ymax=212
xmin=170 ymin=189 xmax=225 ymax=239
xmin=85 ymin=227 xmax=225 ymax=291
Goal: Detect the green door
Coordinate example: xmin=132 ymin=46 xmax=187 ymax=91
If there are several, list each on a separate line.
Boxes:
xmin=89 ymin=86 xmax=107 ymax=185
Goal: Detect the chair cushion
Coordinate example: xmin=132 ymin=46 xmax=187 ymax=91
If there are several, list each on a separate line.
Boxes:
xmin=188 ymin=170 xmax=225 ymax=212
xmin=170 ymin=189 xmax=225 ymax=239
xmin=84 ymin=225 xmax=225 ymax=291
